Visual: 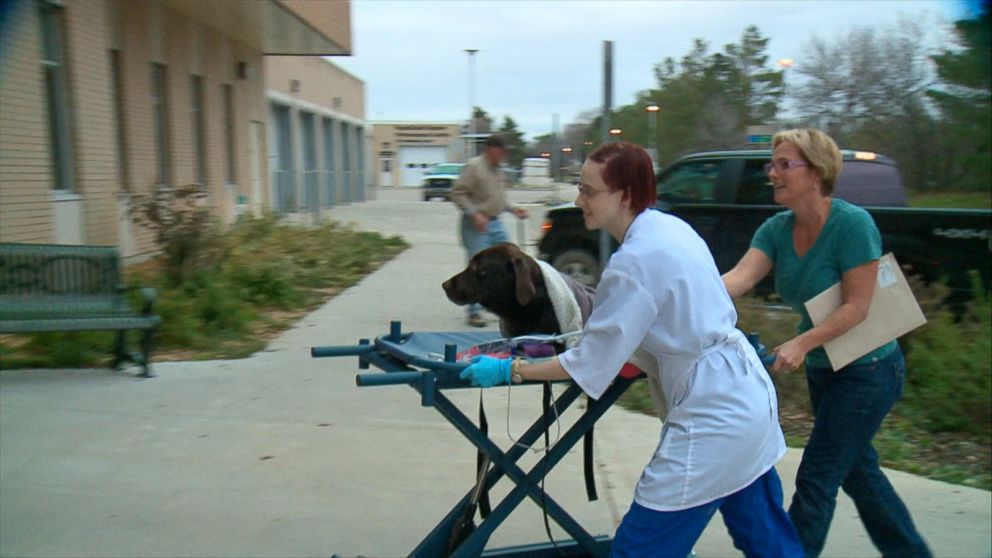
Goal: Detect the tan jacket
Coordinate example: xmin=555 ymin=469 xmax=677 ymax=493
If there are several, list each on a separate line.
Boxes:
xmin=450 ymin=155 xmax=511 ymax=218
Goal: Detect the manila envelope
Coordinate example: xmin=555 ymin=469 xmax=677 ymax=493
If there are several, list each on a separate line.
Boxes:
xmin=804 ymin=253 xmax=926 ymax=370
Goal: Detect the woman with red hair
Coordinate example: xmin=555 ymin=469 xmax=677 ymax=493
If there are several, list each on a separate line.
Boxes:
xmin=462 ymin=142 xmax=802 ymax=556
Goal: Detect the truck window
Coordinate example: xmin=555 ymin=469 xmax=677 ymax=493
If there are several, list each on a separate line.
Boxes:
xmin=658 ymin=160 xmax=722 ymax=203
xmin=739 ymin=159 xmax=775 ymax=205
xmin=834 ymin=162 xmax=907 ymax=207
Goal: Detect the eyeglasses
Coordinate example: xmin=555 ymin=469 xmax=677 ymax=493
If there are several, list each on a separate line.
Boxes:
xmin=576 ymin=183 xmax=609 ymax=199
xmin=764 ymin=159 xmax=808 ymax=173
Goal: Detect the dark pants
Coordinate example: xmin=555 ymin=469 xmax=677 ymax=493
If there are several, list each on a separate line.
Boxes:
xmin=789 ymin=347 xmax=931 ymax=557
xmin=459 ymin=214 xmax=509 ymax=316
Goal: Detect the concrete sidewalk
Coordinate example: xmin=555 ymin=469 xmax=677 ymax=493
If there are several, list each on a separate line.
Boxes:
xmin=2 ymin=188 xmax=990 ymax=557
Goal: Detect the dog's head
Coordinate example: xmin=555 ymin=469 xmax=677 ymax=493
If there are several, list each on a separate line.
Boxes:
xmin=442 ymin=243 xmax=543 ymax=313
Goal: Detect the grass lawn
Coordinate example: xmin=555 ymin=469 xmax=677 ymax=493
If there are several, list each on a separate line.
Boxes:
xmin=909 ymin=191 xmax=991 ymax=209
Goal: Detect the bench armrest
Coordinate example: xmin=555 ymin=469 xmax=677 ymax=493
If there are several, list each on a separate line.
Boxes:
xmin=138 ymin=287 xmax=158 ymax=315
xmin=119 ymin=285 xmax=159 ymax=315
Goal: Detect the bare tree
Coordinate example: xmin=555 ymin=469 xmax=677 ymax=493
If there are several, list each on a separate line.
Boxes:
xmin=792 ymin=17 xmax=946 ymax=190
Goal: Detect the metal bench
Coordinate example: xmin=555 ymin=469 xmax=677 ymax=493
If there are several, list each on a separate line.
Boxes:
xmin=0 ymin=242 xmax=160 ymax=377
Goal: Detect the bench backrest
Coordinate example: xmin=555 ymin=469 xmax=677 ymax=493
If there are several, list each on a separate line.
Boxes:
xmin=0 ymin=243 xmax=123 ymax=298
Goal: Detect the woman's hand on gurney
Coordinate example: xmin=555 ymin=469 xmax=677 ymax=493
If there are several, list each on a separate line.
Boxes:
xmin=460 ymin=355 xmax=512 ymax=387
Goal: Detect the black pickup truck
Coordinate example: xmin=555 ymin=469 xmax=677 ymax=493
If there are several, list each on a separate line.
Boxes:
xmin=537 ymin=149 xmax=992 ymax=297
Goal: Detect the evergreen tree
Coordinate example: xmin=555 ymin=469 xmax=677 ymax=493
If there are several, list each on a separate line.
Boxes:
xmin=928 ymin=5 xmax=991 ymax=192
xmin=495 ymin=116 xmax=526 ymax=169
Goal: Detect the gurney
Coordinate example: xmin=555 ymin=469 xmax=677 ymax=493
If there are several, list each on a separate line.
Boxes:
xmin=312 ymin=321 xmax=641 ymax=558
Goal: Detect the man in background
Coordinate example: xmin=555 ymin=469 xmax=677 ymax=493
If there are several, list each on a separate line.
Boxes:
xmin=450 ymin=135 xmax=529 ymax=327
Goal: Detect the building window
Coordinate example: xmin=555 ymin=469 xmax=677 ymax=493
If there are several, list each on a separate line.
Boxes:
xmin=190 ymin=75 xmax=206 ymax=185
xmin=110 ymin=49 xmax=129 ymax=191
xmin=39 ymin=0 xmax=74 ymax=191
xmin=151 ymin=63 xmax=170 ymax=186
xmin=223 ymin=84 xmax=236 ymax=184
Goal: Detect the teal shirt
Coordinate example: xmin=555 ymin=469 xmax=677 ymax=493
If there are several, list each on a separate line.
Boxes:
xmin=752 ymin=198 xmax=896 ymax=368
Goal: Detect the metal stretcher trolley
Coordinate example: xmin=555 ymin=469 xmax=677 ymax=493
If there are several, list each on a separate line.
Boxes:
xmin=311 ymin=321 xmax=642 ymax=558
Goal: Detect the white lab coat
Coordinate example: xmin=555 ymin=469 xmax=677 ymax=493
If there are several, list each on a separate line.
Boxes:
xmin=559 ymin=209 xmax=785 ymax=511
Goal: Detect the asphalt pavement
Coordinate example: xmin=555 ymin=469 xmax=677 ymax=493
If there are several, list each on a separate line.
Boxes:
xmin=1 ymin=186 xmax=989 ymax=558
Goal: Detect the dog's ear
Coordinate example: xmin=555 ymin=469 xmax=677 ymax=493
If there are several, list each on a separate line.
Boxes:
xmin=510 ymin=253 xmax=537 ymax=306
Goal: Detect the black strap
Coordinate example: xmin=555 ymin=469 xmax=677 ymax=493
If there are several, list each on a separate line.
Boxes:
xmin=477 ymin=391 xmax=492 ymax=518
xmin=446 ymin=453 xmax=490 ymax=556
xmin=539 ymin=384 xmax=597 ymax=502
xmin=476 ymin=383 xmax=597 ymax=528
xmin=584 ymin=414 xmax=598 ymax=501
xmin=541 ymin=383 xmax=552 ymax=448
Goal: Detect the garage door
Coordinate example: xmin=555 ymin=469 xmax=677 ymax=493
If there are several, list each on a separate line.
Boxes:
xmin=399 ymin=146 xmax=448 ymax=186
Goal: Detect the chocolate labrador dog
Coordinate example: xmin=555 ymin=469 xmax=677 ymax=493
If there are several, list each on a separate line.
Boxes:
xmin=442 ymin=242 xmax=592 ymax=339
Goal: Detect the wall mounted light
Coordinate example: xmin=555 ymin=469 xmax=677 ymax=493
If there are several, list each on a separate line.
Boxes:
xmin=237 ymin=61 xmax=252 ymax=80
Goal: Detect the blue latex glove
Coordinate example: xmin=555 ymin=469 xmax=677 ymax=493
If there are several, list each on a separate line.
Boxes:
xmin=459 ymin=355 xmax=512 ymax=387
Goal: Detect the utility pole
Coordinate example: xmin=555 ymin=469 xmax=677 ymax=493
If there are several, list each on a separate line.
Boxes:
xmin=599 ymin=41 xmax=613 ymax=270
xmin=465 ymin=48 xmax=479 ymax=160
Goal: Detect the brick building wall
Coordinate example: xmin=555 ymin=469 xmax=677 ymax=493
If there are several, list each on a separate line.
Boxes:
xmin=0 ymin=0 xmax=282 ymax=259
xmin=66 ymin=0 xmax=117 ymax=246
xmin=0 ymin=0 xmax=54 ymax=243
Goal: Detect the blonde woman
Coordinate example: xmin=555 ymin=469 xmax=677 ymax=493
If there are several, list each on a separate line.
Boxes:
xmin=723 ymin=129 xmax=931 ymax=557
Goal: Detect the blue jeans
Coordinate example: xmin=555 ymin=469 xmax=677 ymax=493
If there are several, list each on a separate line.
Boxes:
xmin=611 ymin=468 xmax=803 ymax=558
xmin=789 ymin=347 xmax=931 ymax=558
xmin=459 ymin=214 xmax=510 ymax=316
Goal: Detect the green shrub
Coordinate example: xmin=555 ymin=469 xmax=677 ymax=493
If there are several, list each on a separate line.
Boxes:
xmin=190 ymin=274 xmax=257 ymax=336
xmin=130 ymin=184 xmax=222 ymax=286
xmin=224 ymin=259 xmax=305 ymax=309
xmin=900 ymin=276 xmax=991 ymax=436
xmin=22 ymin=331 xmax=113 ymax=367
xmin=154 ymin=294 xmax=204 ymax=348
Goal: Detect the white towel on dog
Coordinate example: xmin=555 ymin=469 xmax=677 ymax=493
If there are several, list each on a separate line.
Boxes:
xmin=538 ymin=260 xmax=668 ymax=420
xmin=537 ymin=260 xmax=584 ymax=348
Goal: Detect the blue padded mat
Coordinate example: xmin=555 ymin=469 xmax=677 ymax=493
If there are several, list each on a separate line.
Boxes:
xmin=376 ymin=331 xmax=503 ymax=364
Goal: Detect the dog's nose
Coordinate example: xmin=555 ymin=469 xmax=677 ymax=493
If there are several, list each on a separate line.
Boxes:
xmin=442 ymin=279 xmax=452 ymax=293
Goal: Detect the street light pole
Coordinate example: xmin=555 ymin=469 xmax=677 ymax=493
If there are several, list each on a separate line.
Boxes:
xmin=465 ymin=48 xmax=479 ymax=159
xmin=645 ymin=103 xmax=660 ymax=167
xmin=778 ymin=58 xmax=794 ymax=115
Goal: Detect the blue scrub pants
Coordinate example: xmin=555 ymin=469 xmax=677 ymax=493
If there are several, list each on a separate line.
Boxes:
xmin=459 ymin=214 xmax=510 ymax=316
xmin=611 ymin=467 xmax=803 ymax=558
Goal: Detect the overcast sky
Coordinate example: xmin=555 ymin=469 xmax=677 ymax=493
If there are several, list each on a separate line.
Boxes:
xmin=331 ymin=0 xmax=973 ymax=142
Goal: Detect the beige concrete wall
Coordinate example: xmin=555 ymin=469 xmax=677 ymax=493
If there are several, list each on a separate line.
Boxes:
xmin=121 ymin=3 xmax=269 ymax=255
xmin=0 ymin=0 xmax=55 ymax=243
xmin=265 ymin=57 xmax=364 ymax=121
xmin=279 ymin=0 xmax=352 ymax=54
xmin=372 ymin=122 xmax=463 ymax=148
xmin=67 ymin=0 xmax=119 ymax=247
xmin=264 ymin=56 xmax=367 ymax=209
xmin=369 ymin=122 xmax=463 ymax=187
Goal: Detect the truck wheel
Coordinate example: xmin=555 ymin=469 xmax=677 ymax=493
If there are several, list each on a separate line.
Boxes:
xmin=552 ymin=249 xmax=600 ymax=286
